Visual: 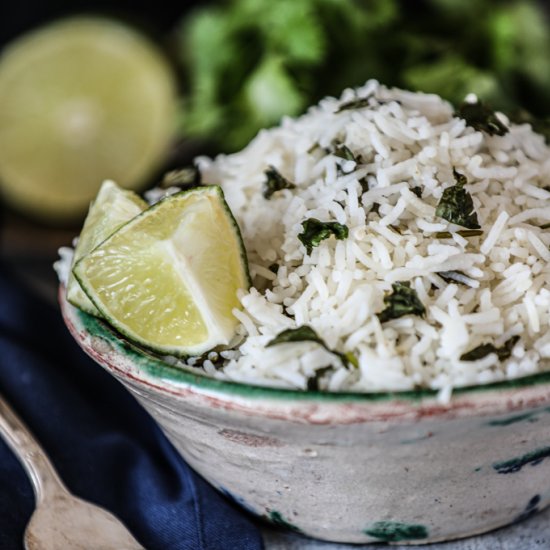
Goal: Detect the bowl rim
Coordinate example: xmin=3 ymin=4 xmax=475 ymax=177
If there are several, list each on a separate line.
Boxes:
xmin=60 ymin=288 xmax=550 ymax=410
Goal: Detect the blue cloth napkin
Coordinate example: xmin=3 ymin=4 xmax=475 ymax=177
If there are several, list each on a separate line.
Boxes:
xmin=0 ymin=265 xmax=264 ymax=550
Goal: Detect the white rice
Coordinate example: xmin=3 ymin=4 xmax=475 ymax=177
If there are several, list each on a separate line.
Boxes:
xmin=59 ymin=80 xmax=550 ymax=401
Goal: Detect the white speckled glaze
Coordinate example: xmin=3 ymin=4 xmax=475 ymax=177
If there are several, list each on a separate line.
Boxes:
xmin=61 ymin=292 xmax=550 ymax=545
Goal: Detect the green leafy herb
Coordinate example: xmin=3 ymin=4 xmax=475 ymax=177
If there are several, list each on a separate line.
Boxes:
xmin=263 ymin=166 xmax=296 ymax=199
xmin=344 ymin=351 xmax=359 ymax=369
xmin=336 ymin=96 xmax=372 ymax=113
xmin=298 ymin=218 xmax=349 ymax=254
xmin=334 ymin=144 xmax=359 ymax=175
xmin=377 ymin=281 xmax=426 ymax=323
xmin=161 ymin=166 xmax=202 ymax=190
xmin=460 ymin=336 xmax=520 ymax=361
xmin=435 ymin=169 xmax=480 ymax=229
xmin=178 ymin=0 xmax=550 ymax=152
xmin=411 ymin=186 xmax=422 ymax=198
xmin=457 ymin=100 xmax=509 ymax=136
xmin=434 ymin=229 xmax=483 ymax=239
xmin=266 ymin=325 xmax=355 ymax=368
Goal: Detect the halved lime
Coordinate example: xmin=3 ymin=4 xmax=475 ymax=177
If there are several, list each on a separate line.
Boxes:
xmin=67 ymin=180 xmax=146 ymax=315
xmin=0 ymin=17 xmax=176 ymax=222
xmin=73 ymin=186 xmax=250 ymax=356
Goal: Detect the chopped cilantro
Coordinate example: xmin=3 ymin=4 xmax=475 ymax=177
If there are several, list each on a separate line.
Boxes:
xmin=437 ymin=271 xmax=470 ymax=285
xmin=298 ymin=218 xmax=349 ymax=255
xmin=333 ymin=144 xmax=358 ymax=163
xmin=263 ymin=166 xmax=296 ymax=199
xmin=457 ymin=100 xmax=509 ymax=136
xmin=434 ymin=229 xmax=483 ymax=239
xmin=460 ymin=336 xmax=520 ymax=361
xmin=377 ymin=281 xmax=426 ymax=323
xmin=435 ymin=169 xmax=480 ymax=229
xmin=336 ymin=96 xmax=372 ymax=113
xmin=266 ymin=325 xmax=355 ymax=369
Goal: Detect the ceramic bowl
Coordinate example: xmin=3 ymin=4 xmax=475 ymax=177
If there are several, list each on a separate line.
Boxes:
xmin=60 ymin=291 xmax=550 ymax=545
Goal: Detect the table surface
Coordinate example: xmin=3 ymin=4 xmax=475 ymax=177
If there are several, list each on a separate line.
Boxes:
xmin=263 ymin=504 xmax=550 ymax=549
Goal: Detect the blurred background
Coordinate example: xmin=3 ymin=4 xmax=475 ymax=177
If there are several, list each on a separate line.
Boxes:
xmin=1 ymin=0 xmax=550 ymax=302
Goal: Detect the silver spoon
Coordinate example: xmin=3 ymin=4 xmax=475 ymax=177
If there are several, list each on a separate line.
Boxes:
xmin=0 ymin=394 xmax=144 ymax=550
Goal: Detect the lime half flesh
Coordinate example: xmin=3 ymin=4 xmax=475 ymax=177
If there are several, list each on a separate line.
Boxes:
xmin=67 ymin=180 xmax=147 ymax=315
xmin=73 ymin=186 xmax=250 ymax=356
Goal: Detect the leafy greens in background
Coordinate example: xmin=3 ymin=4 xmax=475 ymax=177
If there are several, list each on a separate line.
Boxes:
xmin=177 ymin=0 xmax=550 ymax=151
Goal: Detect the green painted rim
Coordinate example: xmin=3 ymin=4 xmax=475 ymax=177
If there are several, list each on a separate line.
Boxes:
xmin=75 ymin=306 xmax=550 ymax=403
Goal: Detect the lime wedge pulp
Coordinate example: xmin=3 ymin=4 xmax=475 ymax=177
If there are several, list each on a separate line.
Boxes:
xmin=67 ymin=180 xmax=147 ymax=315
xmin=0 ymin=17 xmax=176 ymax=221
xmin=73 ymin=186 xmax=250 ymax=356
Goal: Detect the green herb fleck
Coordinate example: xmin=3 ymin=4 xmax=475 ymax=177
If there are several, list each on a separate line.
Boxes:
xmin=377 ymin=281 xmax=426 ymax=323
xmin=266 ymin=326 xmax=354 ymax=369
xmin=434 ymin=229 xmax=483 ymax=239
xmin=460 ymin=335 xmax=520 ymax=361
xmin=437 ymin=271 xmax=470 ymax=285
xmin=457 ymin=100 xmax=509 ymax=136
xmin=161 ymin=166 xmax=202 ymax=190
xmin=298 ymin=218 xmax=348 ymax=255
xmin=368 ymin=202 xmax=380 ymax=216
xmin=307 ymin=366 xmax=334 ymax=391
xmin=359 ymin=177 xmax=370 ymax=194
xmin=435 ymin=169 xmax=480 ymax=229
xmin=336 ymin=96 xmax=372 ymax=113
xmin=344 ymin=351 xmax=359 ymax=369
xmin=389 ymin=225 xmax=403 ymax=235
xmin=333 ymin=144 xmax=358 ymax=163
xmin=263 ymin=166 xmax=296 ymax=199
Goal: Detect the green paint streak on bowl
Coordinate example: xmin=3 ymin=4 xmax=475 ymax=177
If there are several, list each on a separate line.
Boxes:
xmin=493 ymin=446 xmax=550 ymax=474
xmin=364 ymin=520 xmax=429 ymax=542
xmin=77 ymin=308 xmax=550 ymax=402
xmin=268 ymin=510 xmax=303 ymax=533
xmin=486 ymin=407 xmax=550 ymax=427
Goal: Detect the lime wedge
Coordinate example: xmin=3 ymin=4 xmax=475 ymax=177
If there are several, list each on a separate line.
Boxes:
xmin=0 ymin=17 xmax=176 ymax=222
xmin=67 ymin=180 xmax=147 ymax=315
xmin=73 ymin=186 xmax=250 ymax=356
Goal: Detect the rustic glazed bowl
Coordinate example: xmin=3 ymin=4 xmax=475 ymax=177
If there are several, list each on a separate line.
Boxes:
xmin=60 ymin=292 xmax=550 ymax=545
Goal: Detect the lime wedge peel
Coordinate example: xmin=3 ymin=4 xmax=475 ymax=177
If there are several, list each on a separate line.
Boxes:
xmin=67 ymin=179 xmax=147 ymax=315
xmin=73 ymin=185 xmax=250 ymax=357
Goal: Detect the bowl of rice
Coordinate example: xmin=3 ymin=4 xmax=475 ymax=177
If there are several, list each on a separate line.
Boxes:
xmin=59 ymin=80 xmax=550 ymax=544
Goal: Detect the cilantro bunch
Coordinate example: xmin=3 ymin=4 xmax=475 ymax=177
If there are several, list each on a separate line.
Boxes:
xmin=177 ymin=0 xmax=550 ymax=151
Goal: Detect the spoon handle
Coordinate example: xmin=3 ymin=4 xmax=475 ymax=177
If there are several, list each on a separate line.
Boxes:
xmin=0 ymin=394 xmax=66 ymax=503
